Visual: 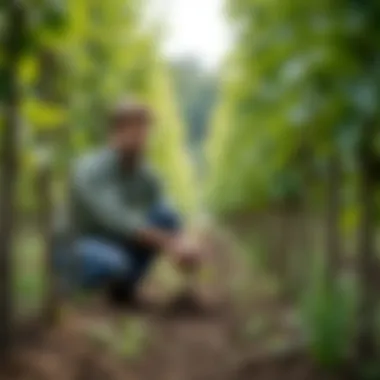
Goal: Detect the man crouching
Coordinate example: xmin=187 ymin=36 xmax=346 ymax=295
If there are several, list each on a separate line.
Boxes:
xmin=57 ymin=98 xmax=200 ymax=307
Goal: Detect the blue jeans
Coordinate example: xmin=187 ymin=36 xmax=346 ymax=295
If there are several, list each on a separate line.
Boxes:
xmin=56 ymin=205 xmax=181 ymax=292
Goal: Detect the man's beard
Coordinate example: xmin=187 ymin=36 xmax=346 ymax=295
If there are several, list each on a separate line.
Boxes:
xmin=119 ymin=148 xmax=143 ymax=170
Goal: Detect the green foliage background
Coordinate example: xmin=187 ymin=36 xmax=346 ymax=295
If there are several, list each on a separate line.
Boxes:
xmin=206 ymin=0 xmax=380 ymax=217
xmin=1 ymin=0 xmax=196 ymax=215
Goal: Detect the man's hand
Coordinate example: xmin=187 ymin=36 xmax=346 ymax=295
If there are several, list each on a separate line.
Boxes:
xmin=167 ymin=235 xmax=202 ymax=273
xmin=136 ymin=228 xmax=202 ymax=273
xmin=136 ymin=227 xmax=174 ymax=250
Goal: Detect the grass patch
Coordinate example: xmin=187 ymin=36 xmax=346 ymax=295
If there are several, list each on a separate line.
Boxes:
xmin=13 ymin=229 xmax=45 ymax=319
xmin=85 ymin=316 xmax=149 ymax=360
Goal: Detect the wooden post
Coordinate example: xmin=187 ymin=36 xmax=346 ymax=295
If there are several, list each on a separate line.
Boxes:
xmin=0 ymin=0 xmax=25 ymax=360
xmin=36 ymin=164 xmax=60 ymax=326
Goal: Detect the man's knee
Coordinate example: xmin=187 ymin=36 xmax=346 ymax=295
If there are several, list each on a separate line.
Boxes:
xmin=75 ymin=238 xmax=128 ymax=287
xmin=149 ymin=204 xmax=182 ymax=231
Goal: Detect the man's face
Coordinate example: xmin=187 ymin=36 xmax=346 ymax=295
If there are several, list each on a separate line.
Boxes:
xmin=109 ymin=114 xmax=150 ymax=157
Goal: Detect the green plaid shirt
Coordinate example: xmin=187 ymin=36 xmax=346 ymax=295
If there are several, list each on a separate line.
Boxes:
xmin=67 ymin=148 xmax=163 ymax=239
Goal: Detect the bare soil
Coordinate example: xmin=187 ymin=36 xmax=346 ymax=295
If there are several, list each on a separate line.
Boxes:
xmin=0 ymin=228 xmax=351 ymax=380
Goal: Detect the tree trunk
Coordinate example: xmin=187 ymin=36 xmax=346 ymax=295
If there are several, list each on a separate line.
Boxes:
xmin=356 ymin=125 xmax=377 ymax=363
xmin=36 ymin=47 xmax=64 ymax=325
xmin=0 ymin=0 xmax=25 ymax=359
xmin=325 ymin=154 xmax=342 ymax=284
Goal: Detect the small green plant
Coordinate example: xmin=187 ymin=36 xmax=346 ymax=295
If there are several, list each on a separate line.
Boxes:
xmin=14 ymin=232 xmax=44 ymax=316
xmin=115 ymin=317 xmax=148 ymax=359
xmin=85 ymin=321 xmax=115 ymax=348
xmin=300 ymin=254 xmax=356 ymax=370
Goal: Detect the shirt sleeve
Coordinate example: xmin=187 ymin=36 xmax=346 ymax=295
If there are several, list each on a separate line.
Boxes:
xmin=149 ymin=170 xmax=172 ymax=208
xmin=72 ymin=161 xmax=146 ymax=237
xmin=147 ymin=171 xmax=182 ymax=231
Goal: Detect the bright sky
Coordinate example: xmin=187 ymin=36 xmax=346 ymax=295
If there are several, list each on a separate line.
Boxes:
xmin=148 ymin=0 xmax=231 ymax=71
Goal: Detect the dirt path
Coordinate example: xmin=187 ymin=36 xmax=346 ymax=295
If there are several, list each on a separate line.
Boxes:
xmin=1 ymin=225 xmax=329 ymax=380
